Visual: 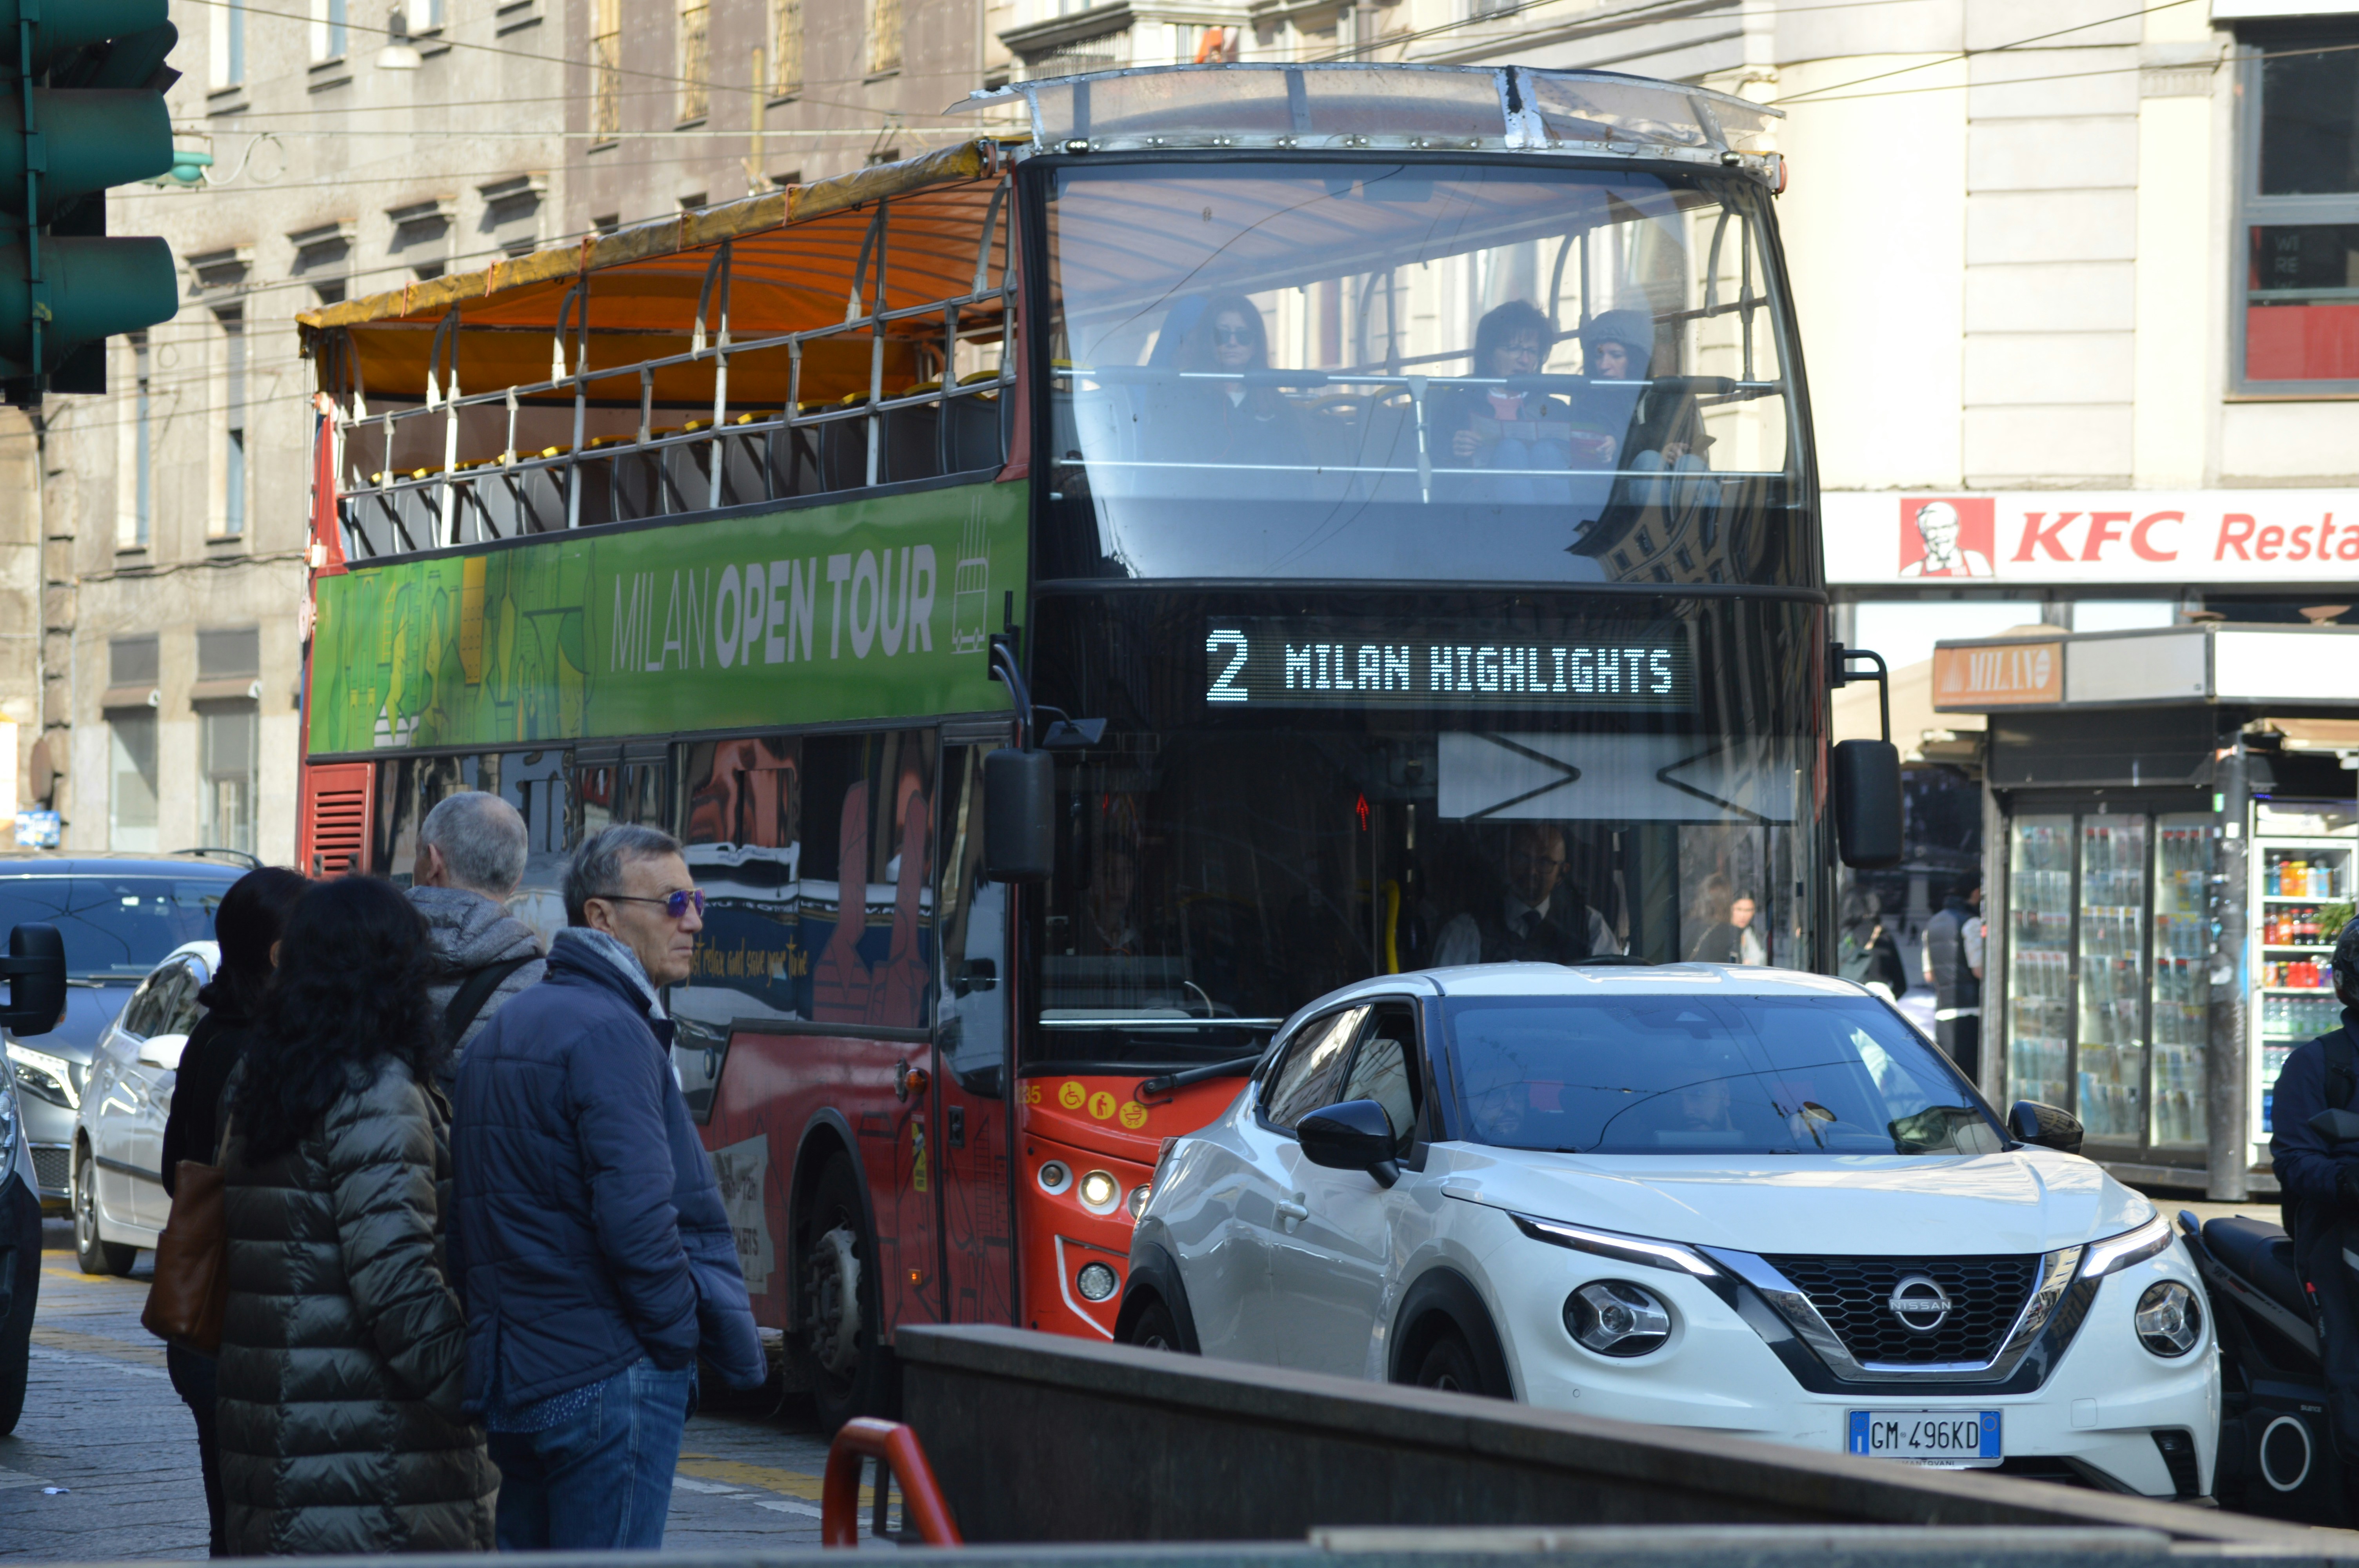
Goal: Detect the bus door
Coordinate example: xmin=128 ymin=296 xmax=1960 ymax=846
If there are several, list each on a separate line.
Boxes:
xmin=812 ymin=730 xmax=943 ymax=1331
xmin=932 ymin=741 xmax=1016 ymax=1325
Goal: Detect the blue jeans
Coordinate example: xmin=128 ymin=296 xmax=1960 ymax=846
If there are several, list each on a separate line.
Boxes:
xmin=1481 ymin=436 xmax=1570 ymax=505
xmin=487 ymin=1359 xmax=696 ymax=1550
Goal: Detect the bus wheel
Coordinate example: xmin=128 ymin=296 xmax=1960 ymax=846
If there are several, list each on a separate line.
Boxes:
xmin=797 ymin=1155 xmax=892 ymax=1430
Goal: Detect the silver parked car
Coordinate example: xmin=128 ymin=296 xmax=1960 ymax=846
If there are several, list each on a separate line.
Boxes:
xmin=71 ymin=941 xmax=217 ymax=1275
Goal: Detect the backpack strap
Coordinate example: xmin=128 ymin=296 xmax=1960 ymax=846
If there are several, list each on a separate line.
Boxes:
xmin=443 ymin=955 xmax=536 ymax=1045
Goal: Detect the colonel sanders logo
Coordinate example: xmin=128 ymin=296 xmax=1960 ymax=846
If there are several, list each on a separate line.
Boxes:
xmin=1899 ymin=497 xmax=1995 ymax=578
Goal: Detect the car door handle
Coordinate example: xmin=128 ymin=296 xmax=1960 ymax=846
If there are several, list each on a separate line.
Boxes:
xmin=1276 ymin=1199 xmax=1309 ymax=1230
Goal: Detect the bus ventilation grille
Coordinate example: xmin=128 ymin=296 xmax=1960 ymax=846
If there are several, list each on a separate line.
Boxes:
xmin=301 ymin=762 xmax=373 ymax=878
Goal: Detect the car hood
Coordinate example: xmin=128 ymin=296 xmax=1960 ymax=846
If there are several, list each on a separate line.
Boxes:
xmin=11 ymin=984 xmax=140 ymax=1065
xmin=1434 ymin=1144 xmax=2154 ymax=1257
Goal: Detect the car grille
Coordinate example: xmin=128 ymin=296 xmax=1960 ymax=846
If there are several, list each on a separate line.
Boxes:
xmin=30 ymin=1143 xmax=70 ymax=1198
xmin=1762 ymin=1253 xmax=2039 ymax=1366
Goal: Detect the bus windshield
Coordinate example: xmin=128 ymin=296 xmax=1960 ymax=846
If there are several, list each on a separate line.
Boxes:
xmin=1041 ymin=159 xmax=1806 ymax=586
xmin=1024 ymin=589 xmax=1826 ymax=1072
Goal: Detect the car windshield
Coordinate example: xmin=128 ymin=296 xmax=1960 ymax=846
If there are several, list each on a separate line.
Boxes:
xmin=1444 ymin=991 xmax=2003 ymax=1156
xmin=0 ymin=876 xmax=228 ymax=978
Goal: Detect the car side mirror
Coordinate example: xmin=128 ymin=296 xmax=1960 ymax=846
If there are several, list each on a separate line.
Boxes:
xmin=1832 ymin=740 xmax=1903 ymax=869
xmin=0 ymin=924 xmax=66 ymax=1037
xmin=983 ymin=748 xmax=1053 ymax=884
xmin=1297 ymin=1098 xmax=1399 ymax=1188
xmin=2309 ymin=1107 xmax=2359 ymax=1145
xmin=138 ymin=1033 xmax=189 ymax=1072
xmin=2008 ymin=1099 xmax=2083 ymax=1155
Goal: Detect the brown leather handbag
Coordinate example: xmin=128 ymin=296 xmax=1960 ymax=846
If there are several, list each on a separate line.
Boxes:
xmin=141 ymin=1155 xmax=229 ymax=1354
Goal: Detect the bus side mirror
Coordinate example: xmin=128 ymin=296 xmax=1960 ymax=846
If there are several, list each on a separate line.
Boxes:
xmin=984 ymin=748 xmax=1054 ymax=884
xmin=1832 ymin=740 xmax=1902 ymax=869
xmin=0 ymin=924 xmax=67 ymax=1037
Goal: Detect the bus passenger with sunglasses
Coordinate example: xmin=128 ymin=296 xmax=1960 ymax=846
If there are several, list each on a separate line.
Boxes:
xmin=1155 ymin=293 xmax=1308 ymax=475
xmin=450 ymin=825 xmax=766 ymax=1550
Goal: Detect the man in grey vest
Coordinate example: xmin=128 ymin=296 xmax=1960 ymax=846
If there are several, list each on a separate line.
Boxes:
xmin=1920 ymin=869 xmax=1983 ymax=1082
xmin=410 ymin=791 xmax=547 ymax=1084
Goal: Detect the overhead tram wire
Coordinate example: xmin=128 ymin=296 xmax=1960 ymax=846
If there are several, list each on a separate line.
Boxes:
xmin=1765 ymin=0 xmax=2198 ymax=104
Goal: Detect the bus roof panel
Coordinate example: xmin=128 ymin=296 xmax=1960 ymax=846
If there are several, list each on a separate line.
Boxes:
xmin=958 ymin=64 xmax=1779 ymax=160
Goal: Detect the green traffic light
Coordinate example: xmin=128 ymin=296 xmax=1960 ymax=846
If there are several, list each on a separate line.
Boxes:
xmin=0 ymin=235 xmax=176 ymax=377
xmin=0 ymin=0 xmax=167 ymax=67
xmin=0 ymin=89 xmax=173 ymax=206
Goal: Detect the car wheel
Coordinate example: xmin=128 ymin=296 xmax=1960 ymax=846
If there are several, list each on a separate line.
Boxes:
xmin=794 ymin=1154 xmax=892 ymax=1431
xmin=73 ymin=1146 xmax=136 ymax=1278
xmin=1123 ymin=1297 xmax=1183 ymax=1352
xmin=1412 ymin=1330 xmax=1483 ymax=1394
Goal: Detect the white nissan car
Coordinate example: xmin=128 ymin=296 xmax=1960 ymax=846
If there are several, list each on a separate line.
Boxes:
xmin=1118 ymin=963 xmax=2218 ymax=1499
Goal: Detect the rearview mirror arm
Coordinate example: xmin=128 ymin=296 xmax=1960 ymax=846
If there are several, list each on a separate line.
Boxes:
xmin=1829 ymin=642 xmax=1891 ymax=744
xmin=988 ymin=635 xmax=1034 ymax=751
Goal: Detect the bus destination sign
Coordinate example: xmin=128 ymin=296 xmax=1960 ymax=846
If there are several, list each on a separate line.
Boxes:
xmin=1203 ymin=618 xmax=1695 ymax=711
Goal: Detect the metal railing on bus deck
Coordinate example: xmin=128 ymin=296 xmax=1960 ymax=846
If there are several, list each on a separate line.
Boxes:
xmin=333 ymin=177 xmax=1017 ymax=560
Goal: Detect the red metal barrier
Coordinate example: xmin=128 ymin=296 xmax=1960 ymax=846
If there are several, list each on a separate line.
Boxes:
xmin=821 ymin=1417 xmax=964 ymax=1547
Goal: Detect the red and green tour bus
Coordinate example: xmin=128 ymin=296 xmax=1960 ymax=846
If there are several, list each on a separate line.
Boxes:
xmin=292 ymin=62 xmax=1848 ymax=1426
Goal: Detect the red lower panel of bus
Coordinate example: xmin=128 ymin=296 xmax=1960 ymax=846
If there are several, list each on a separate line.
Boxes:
xmin=697 ymin=1044 xmax=1247 ymax=1346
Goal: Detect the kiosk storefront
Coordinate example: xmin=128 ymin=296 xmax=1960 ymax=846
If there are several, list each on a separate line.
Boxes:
xmin=1931 ymin=624 xmax=2359 ymax=1199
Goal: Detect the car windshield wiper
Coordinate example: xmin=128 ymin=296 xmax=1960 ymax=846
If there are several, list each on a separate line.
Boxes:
xmin=1137 ymin=1053 xmax=1264 ymax=1099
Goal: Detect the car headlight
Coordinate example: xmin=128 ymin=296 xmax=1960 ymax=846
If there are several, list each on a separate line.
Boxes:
xmin=1037 ymin=1160 xmax=1072 ymax=1195
xmin=2135 ymin=1280 xmax=2202 ymax=1357
xmin=6 ymin=1042 xmax=76 ymax=1110
xmin=1076 ymin=1261 xmax=1119 ymax=1302
xmin=2081 ymin=1214 xmax=2171 ymax=1279
xmin=1565 ymin=1281 xmax=1672 ymax=1357
xmin=1077 ymin=1170 xmax=1121 ymax=1214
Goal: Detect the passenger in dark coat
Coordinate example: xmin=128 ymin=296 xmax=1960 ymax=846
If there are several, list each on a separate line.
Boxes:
xmin=450 ymin=824 xmax=764 ymax=1552
xmin=215 ymin=876 xmax=495 ymax=1555
xmin=158 ymin=866 xmax=308 ymax=1559
xmin=2270 ymin=919 xmax=2359 ymax=1509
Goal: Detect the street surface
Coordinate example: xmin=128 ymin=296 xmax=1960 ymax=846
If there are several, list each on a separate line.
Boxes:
xmin=0 ymin=1221 xmax=890 ymax=1559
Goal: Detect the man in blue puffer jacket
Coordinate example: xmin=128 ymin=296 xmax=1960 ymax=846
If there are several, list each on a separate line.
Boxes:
xmin=450 ymin=824 xmax=764 ymax=1551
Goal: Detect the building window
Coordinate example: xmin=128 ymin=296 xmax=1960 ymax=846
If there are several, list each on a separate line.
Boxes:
xmin=2238 ymin=28 xmax=2359 ymax=390
xmin=200 ymin=710 xmax=257 ymax=855
xmin=212 ymin=0 xmax=245 ymax=87
xmin=677 ymin=0 xmax=709 ymax=121
xmin=218 ymin=309 xmax=246 ymax=537
xmin=866 ymin=0 xmax=901 ymax=77
xmin=772 ymin=0 xmax=802 ymax=96
xmin=197 ymin=628 xmax=262 ymax=857
xmin=122 ymin=334 xmax=151 ymax=549
xmin=313 ymin=0 xmax=347 ymax=58
xmin=591 ymin=0 xmax=621 ymax=141
xmin=107 ymin=635 xmax=162 ymax=852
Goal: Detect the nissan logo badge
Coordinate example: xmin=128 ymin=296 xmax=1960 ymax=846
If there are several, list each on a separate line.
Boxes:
xmin=1888 ymin=1274 xmax=1951 ymax=1333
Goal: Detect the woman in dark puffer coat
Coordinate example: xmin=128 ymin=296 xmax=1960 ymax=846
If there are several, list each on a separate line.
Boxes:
xmin=216 ymin=876 xmax=496 ymax=1554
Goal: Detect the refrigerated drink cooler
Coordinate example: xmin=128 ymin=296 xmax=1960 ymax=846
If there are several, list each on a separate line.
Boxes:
xmin=1999 ymin=799 xmax=2354 ymax=1186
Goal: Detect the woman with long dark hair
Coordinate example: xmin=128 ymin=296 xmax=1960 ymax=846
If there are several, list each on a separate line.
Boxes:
xmin=158 ymin=866 xmax=308 ymax=1558
xmin=215 ymin=876 xmax=494 ymax=1554
xmin=1163 ymin=293 xmax=1305 ymax=470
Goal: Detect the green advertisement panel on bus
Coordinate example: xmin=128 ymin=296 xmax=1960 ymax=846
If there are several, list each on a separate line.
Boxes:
xmin=307 ymin=482 xmax=1027 ymax=755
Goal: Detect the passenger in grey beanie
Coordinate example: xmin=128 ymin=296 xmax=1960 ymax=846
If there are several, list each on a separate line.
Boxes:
xmin=409 ymin=791 xmax=547 ymax=1082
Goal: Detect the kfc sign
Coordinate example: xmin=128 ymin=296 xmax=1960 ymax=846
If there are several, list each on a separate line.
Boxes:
xmin=1827 ymin=490 xmax=2359 ymax=584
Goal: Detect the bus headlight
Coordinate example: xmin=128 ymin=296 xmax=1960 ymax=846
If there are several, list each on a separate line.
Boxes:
xmin=1128 ymin=1183 xmax=1151 ymax=1218
xmin=1565 ymin=1281 xmax=1672 ymax=1357
xmin=1037 ymin=1160 xmax=1072 ymax=1195
xmin=1078 ymin=1170 xmax=1121 ymax=1213
xmin=2135 ymin=1281 xmax=2202 ymax=1357
xmin=1076 ymin=1261 xmax=1119 ymax=1302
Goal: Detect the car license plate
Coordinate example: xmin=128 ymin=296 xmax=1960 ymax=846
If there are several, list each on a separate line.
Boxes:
xmin=1846 ymin=1409 xmax=2001 ymax=1466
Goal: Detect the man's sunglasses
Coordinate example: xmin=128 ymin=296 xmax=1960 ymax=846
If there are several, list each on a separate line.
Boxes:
xmin=600 ymin=889 xmax=706 ymax=918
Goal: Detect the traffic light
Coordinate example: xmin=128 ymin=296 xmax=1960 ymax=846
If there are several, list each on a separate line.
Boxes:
xmin=0 ymin=0 xmax=181 ymax=404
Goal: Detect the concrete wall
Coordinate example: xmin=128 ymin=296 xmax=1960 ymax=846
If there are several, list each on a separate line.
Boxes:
xmin=893 ymin=1325 xmax=2306 ymax=1548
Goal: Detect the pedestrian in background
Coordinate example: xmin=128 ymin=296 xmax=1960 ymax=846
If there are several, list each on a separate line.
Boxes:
xmin=451 ymin=824 xmax=763 ymax=1552
xmin=1922 ymin=869 xmax=1984 ymax=1081
xmin=158 ymin=866 xmax=308 ymax=1558
xmin=408 ymin=791 xmax=546 ymax=1083
xmin=215 ymin=876 xmax=495 ymax=1554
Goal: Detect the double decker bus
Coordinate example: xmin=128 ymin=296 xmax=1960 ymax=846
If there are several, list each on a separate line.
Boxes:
xmin=293 ymin=64 xmax=1847 ymax=1427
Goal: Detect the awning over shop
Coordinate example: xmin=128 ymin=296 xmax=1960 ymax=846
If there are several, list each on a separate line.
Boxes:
xmin=1931 ymin=624 xmax=2359 ymax=713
